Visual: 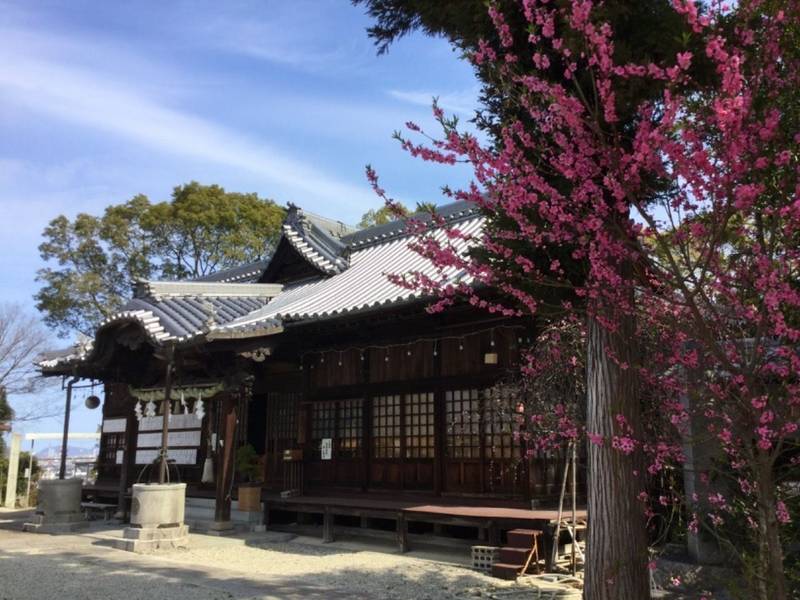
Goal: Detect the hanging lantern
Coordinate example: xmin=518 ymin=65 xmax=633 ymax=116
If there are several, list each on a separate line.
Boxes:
xmin=84 ymin=395 xmax=101 ymax=409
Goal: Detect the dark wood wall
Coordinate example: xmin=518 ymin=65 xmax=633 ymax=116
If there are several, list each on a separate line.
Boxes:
xmin=253 ymin=321 xmax=568 ymax=500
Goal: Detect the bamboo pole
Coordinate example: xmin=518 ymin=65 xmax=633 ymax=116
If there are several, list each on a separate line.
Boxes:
xmin=158 ymin=346 xmax=174 ymax=484
xmin=571 ymin=440 xmax=578 ymax=575
xmin=59 ymin=377 xmax=79 ymax=479
xmin=551 ymin=442 xmax=571 ymax=568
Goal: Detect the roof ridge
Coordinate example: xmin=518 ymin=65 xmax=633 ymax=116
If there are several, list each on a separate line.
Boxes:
xmin=343 ymin=200 xmax=479 ymax=249
xmin=191 ymin=258 xmax=270 ymax=283
xmin=134 ymin=280 xmax=283 ymax=300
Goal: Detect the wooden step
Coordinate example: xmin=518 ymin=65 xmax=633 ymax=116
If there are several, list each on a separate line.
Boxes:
xmin=491 ymin=562 xmax=522 ymax=580
xmin=507 ymin=528 xmax=542 ymax=548
xmin=499 ymin=547 xmax=530 ymax=564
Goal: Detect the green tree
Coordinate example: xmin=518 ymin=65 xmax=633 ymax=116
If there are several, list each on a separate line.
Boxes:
xmin=0 ymin=387 xmax=12 ymax=457
xmin=36 ymin=182 xmax=285 ymax=337
xmin=357 ymin=201 xmax=437 ymax=228
xmin=0 ymin=450 xmax=40 ymax=505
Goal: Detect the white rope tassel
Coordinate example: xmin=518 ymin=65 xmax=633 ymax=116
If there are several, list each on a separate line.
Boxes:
xmin=194 ymin=392 xmax=205 ymax=420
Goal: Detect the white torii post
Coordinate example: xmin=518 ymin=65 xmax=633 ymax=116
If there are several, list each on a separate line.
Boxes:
xmin=3 ymin=433 xmax=22 ymax=508
xmin=3 ymin=432 xmax=101 ymax=509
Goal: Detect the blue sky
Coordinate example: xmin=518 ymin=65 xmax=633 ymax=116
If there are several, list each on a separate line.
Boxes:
xmin=0 ymin=0 xmax=480 ymax=438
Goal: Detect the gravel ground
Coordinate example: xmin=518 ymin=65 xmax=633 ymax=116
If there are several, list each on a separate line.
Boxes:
xmin=0 ymin=509 xmax=510 ymax=600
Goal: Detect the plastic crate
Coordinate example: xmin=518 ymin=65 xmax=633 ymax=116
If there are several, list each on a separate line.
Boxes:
xmin=471 ymin=545 xmax=500 ymax=573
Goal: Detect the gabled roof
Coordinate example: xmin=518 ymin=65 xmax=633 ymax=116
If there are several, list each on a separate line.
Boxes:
xmin=261 ymin=204 xmax=355 ymax=280
xmin=38 ymin=200 xmax=483 ymax=370
xmin=210 ymin=202 xmax=483 ymax=337
xmin=39 ymin=281 xmax=283 ymax=370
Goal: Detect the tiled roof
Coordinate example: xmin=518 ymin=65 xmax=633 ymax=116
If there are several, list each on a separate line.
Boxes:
xmin=209 ymin=208 xmax=484 ymax=336
xmin=192 ymin=259 xmax=270 ymax=283
xmin=39 ymin=282 xmax=283 ymax=370
xmin=279 ymin=204 xmax=353 ymax=275
xmin=38 ymin=200 xmax=484 ymax=369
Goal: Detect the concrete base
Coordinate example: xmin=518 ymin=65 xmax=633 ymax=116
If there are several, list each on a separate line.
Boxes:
xmin=24 ymin=478 xmax=87 ymax=534
xmin=115 ymin=525 xmax=190 ymax=553
xmin=184 ymin=497 xmax=264 ymax=533
xmin=23 ymin=513 xmax=89 ymax=533
xmin=205 ymin=520 xmax=235 ymax=536
xmin=117 ymin=482 xmax=188 ymax=553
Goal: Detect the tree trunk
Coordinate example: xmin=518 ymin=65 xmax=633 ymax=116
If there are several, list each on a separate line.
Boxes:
xmin=584 ymin=310 xmax=650 ymax=600
xmin=754 ymin=453 xmax=787 ymax=600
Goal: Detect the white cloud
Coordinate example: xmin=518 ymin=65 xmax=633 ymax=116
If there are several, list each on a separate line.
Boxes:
xmin=0 ymin=27 xmax=376 ymax=213
xmin=387 ymin=87 xmax=480 ymax=116
xmin=174 ymin=0 xmax=372 ymax=74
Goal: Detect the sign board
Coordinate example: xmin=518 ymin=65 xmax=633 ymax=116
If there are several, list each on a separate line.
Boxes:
xmin=139 ymin=413 xmax=199 ymax=431
xmin=320 ymin=438 xmax=332 ymax=460
xmin=137 ymin=430 xmax=201 ymax=448
xmin=135 ymin=448 xmax=197 ymax=465
xmin=102 ymin=418 xmax=127 ymax=433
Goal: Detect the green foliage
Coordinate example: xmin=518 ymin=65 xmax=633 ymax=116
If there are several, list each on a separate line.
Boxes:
xmin=0 ymin=451 xmax=40 ymax=505
xmin=0 ymin=387 xmax=13 ymax=425
xmin=36 ymin=182 xmax=285 ymax=337
xmin=0 ymin=388 xmax=11 ymax=457
xmin=357 ymin=201 xmax=438 ymax=229
xmin=235 ymin=443 xmax=262 ymax=483
xmin=358 ymin=203 xmax=408 ymax=228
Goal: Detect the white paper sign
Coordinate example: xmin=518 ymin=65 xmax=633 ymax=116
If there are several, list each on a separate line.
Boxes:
xmin=320 ymin=438 xmax=332 ymax=460
xmin=137 ymin=430 xmax=201 ymax=448
xmin=135 ymin=448 xmax=197 ymax=465
xmin=115 ymin=450 xmax=124 ymax=465
xmin=139 ymin=413 xmax=199 ymax=431
xmin=102 ymin=418 xmax=127 ymax=433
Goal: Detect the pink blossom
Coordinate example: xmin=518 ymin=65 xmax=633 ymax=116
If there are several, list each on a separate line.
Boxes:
xmin=776 ymin=501 xmax=791 ymax=524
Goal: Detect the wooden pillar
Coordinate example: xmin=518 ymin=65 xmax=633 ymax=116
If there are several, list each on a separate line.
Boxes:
xmin=214 ymin=393 xmax=238 ymax=524
xmin=361 ymin=349 xmax=371 ymax=492
xmin=115 ymin=411 xmax=135 ymax=520
xmin=396 ymin=512 xmax=409 ymax=553
xmin=433 ymin=335 xmax=444 ymax=496
xmin=487 ymin=521 xmax=500 ymax=546
xmin=323 ymin=507 xmax=334 ymax=543
xmin=158 ymin=352 xmax=174 ymax=485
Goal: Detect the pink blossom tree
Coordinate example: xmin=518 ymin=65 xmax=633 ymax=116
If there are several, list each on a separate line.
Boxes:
xmin=369 ymin=1 xmax=799 ymax=598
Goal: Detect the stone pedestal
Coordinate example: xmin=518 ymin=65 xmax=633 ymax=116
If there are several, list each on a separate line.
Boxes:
xmin=116 ymin=483 xmax=188 ymax=553
xmin=23 ymin=478 xmax=88 ymax=533
xmin=205 ymin=520 xmax=235 ymax=536
xmin=116 ymin=524 xmax=190 ymax=552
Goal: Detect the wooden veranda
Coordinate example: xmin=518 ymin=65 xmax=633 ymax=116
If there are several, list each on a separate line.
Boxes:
xmin=263 ymin=491 xmax=586 ymax=568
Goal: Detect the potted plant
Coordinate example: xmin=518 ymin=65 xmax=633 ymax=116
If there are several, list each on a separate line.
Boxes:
xmin=235 ymin=444 xmax=262 ymax=512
